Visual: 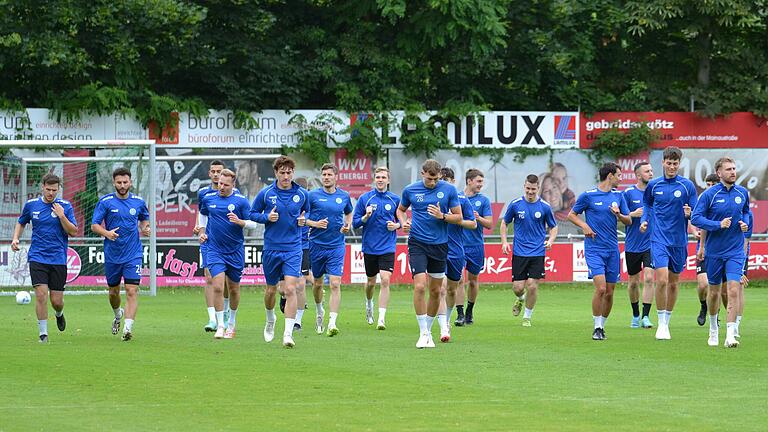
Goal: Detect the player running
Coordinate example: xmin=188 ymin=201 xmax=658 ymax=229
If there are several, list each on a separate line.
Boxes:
xmin=396 ymin=159 xmax=463 ymax=348
xmin=250 ymin=156 xmax=310 ymax=348
xmin=352 ymin=166 xmax=400 ymax=330
xmin=306 ymin=163 xmax=353 ymax=336
xmin=11 ymin=173 xmax=78 ymax=343
xmin=91 ymin=167 xmax=151 ymax=341
xmin=622 ymin=162 xmax=654 ymax=329
xmin=692 ymin=157 xmax=750 ymax=348
xmin=568 ymin=163 xmax=631 ymax=340
xmin=694 ymin=173 xmax=719 ymax=326
xmin=198 ymin=169 xmax=252 ymax=340
xmin=453 ymin=169 xmax=492 ymax=326
xmin=500 ymin=174 xmax=558 ymax=327
xmin=640 ymin=146 xmax=698 ymax=340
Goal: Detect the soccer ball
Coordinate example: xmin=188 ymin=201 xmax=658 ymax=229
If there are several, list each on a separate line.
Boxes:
xmin=15 ymin=291 xmax=31 ymax=305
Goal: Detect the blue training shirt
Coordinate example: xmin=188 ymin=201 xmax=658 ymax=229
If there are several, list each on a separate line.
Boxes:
xmin=353 ymin=189 xmax=400 ymax=255
xmin=642 ymin=175 xmax=697 ymax=247
xmin=502 ymin=197 xmax=557 ymax=257
xmin=400 ymin=180 xmax=460 ymax=244
xmin=462 ymin=192 xmax=492 ymax=248
xmin=572 ymin=188 xmax=629 ymax=254
xmin=308 ymin=188 xmax=353 ymax=248
xmin=622 ymin=186 xmax=650 ymax=253
xmin=249 ymin=181 xmax=310 ymax=252
xmin=691 ymin=183 xmax=750 ymax=258
xmin=448 ymin=193 xmax=476 ymax=259
xmin=18 ymin=197 xmax=77 ymax=265
xmin=91 ymin=193 xmax=149 ymax=263
xmin=200 ymin=191 xmax=251 ymax=267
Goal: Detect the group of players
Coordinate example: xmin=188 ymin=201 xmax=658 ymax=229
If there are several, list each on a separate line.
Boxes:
xmin=11 ymin=146 xmax=751 ymax=349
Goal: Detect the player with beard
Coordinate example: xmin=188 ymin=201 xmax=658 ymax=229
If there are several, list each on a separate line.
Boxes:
xmin=623 ymin=162 xmax=655 ymax=329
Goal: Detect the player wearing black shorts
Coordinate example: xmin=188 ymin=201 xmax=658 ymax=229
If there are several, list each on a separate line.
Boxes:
xmin=11 ymin=174 xmax=78 ymax=343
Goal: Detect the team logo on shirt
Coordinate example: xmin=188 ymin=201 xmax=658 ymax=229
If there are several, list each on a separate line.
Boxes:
xmin=735 ymin=196 xmax=743 ymax=204
xmin=227 ymin=204 xmax=235 ymax=211
xmin=129 ymin=208 xmax=136 ymax=215
xmin=534 ymin=211 xmax=541 ymax=218
xmin=384 ymin=204 xmax=392 ymax=211
xmin=611 ymin=201 xmax=618 ymax=208
xmin=335 ymin=197 xmax=342 ymax=204
xmin=437 ymin=192 xmax=445 ymax=199
xmin=51 ymin=212 xmax=57 ymax=218
xmin=293 ymin=195 xmax=300 ymax=203
xmin=674 ymin=190 xmax=682 ymax=198
xmin=475 ymin=201 xmax=481 ymax=207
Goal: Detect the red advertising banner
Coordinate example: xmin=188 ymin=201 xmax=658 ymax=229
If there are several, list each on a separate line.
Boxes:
xmin=581 ymin=112 xmax=768 ymax=149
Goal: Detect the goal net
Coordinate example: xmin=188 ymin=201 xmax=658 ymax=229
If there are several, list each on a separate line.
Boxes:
xmin=0 ymin=140 xmax=157 ymax=296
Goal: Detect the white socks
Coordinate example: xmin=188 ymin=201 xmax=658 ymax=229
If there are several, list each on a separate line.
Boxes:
xmin=378 ymin=308 xmax=387 ymax=322
xmin=437 ymin=314 xmax=447 ymax=329
xmin=296 ymin=308 xmax=305 ymax=325
xmin=207 ymin=307 xmax=215 ymax=322
xmin=285 ymin=318 xmax=295 ymax=337
xmin=38 ymin=319 xmax=48 ymax=336
xmin=113 ymin=308 xmax=122 ymax=319
xmin=224 ymin=298 xmax=230 ymax=311
xmin=524 ymin=308 xmax=533 ymax=319
xmin=365 ymin=298 xmax=374 ymax=310
xmin=329 ymin=312 xmax=338 ymax=328
xmin=215 ymin=310 xmax=225 ymax=328
xmin=709 ymin=314 xmax=718 ymax=332
xmin=266 ymin=308 xmax=276 ymax=323
xmin=416 ymin=314 xmax=427 ymax=332
xmin=228 ymin=309 xmax=238 ymax=328
xmin=657 ymin=310 xmax=667 ymax=325
xmin=315 ymin=302 xmax=324 ymax=316
xmin=125 ymin=319 xmax=134 ymax=332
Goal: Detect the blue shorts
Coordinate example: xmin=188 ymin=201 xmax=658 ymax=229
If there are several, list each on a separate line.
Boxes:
xmin=200 ymin=243 xmax=209 ymax=268
xmin=408 ymin=239 xmax=448 ymax=276
xmin=310 ymin=245 xmax=345 ymax=278
xmin=650 ymin=242 xmax=687 ymax=274
xmin=464 ymin=245 xmax=484 ymax=275
xmin=706 ymin=255 xmax=745 ymax=286
xmin=208 ymin=263 xmax=243 ymax=283
xmin=105 ymin=259 xmax=142 ymax=287
xmin=446 ymin=254 xmax=466 ymax=282
xmin=586 ymin=249 xmax=620 ymax=284
xmin=263 ymin=249 xmax=303 ymax=286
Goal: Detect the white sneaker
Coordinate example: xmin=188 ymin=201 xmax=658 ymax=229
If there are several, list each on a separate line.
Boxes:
xmin=376 ymin=320 xmax=386 ymax=330
xmin=707 ymin=329 xmax=719 ymax=347
xmin=425 ymin=333 xmax=436 ymax=348
xmin=264 ymin=321 xmax=275 ymax=342
xmin=416 ymin=332 xmax=429 ymax=349
xmin=724 ymin=336 xmax=739 ymax=348
xmin=315 ymin=314 xmax=324 ymax=334
xmin=214 ymin=326 xmax=225 ymax=339
xmin=440 ymin=326 xmax=451 ymax=343
xmin=283 ymin=335 xmax=295 ymax=348
xmin=655 ymin=324 xmax=671 ymax=340
xmin=366 ymin=308 xmax=374 ymax=325
xmin=224 ymin=327 xmax=236 ymax=339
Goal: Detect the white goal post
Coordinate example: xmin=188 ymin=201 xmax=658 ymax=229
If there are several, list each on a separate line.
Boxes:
xmin=0 ymin=140 xmax=158 ymax=296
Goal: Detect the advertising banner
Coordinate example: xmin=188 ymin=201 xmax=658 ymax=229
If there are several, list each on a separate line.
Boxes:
xmin=581 ymin=112 xmax=768 ymax=149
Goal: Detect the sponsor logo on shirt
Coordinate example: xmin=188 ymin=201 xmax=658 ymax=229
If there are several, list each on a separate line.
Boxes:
xmin=595 ymin=202 xmax=603 ymax=206
xmin=517 ymin=211 xmax=525 ymax=219
xmin=655 ymin=191 xmax=663 ymax=195
xmin=111 ymin=209 xmax=119 ymax=213
xmin=716 ymin=199 xmax=725 ymax=203
xmin=632 ymin=200 xmax=640 ymax=204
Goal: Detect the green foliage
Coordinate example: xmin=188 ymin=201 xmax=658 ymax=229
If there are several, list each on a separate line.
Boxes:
xmin=587 ymin=122 xmax=660 ymax=164
xmin=285 ymin=112 xmax=342 ymax=167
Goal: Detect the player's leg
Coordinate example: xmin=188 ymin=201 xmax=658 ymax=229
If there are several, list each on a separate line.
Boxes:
xmin=295 ymin=276 xmax=307 ymax=331
xmin=48 ymin=264 xmax=67 ymax=333
xmin=310 ymin=246 xmax=327 ymax=334
xmin=454 ymin=276 xmax=466 ymax=325
xmin=465 ymin=272 xmax=479 ymax=324
xmin=363 ymin=253 xmax=378 ymax=325
xmin=377 ymin=263 xmax=393 ymax=329
xmin=463 ymin=246 xmax=484 ymax=325
xmin=203 ymin=267 xmax=217 ymax=331
xmin=696 ymin=259 xmax=708 ymax=326
xmin=662 ymin=246 xmax=686 ymax=333
xmin=723 ymin=257 xmax=744 ymax=347
xmin=511 ymin=255 xmax=528 ymax=318
xmin=441 ymin=257 xmax=463 ymax=342
xmin=706 ymin=281 xmax=721 ymax=346
xmin=324 ymin=247 xmax=345 ymax=336
xmin=119 ymin=261 xmax=142 ymax=340
xmin=522 ymin=279 xmax=538 ymax=326
xmin=34 ymin=283 xmax=49 ymax=341
xmin=591 ymin=275 xmax=607 ymax=340
xmin=221 ymin=267 xmax=241 ymax=339
xmin=640 ymin=265 xmax=655 ymax=328
xmin=626 ymin=252 xmax=641 ymax=328
xmin=104 ymin=262 xmax=124 ymax=335
xmin=209 ymin=264 xmax=227 ymax=338
xmin=277 ymin=249 xmax=303 ymax=345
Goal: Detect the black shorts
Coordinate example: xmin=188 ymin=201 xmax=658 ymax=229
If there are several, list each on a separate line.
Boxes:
xmin=512 ymin=255 xmax=545 ymax=281
xmin=696 ymin=259 xmax=706 ymax=275
xmin=364 ymin=252 xmax=395 ymax=277
xmin=301 ymin=248 xmax=310 ymax=276
xmin=626 ymin=250 xmax=652 ymax=276
xmin=408 ymin=239 xmax=448 ymax=276
xmin=29 ymin=261 xmax=67 ymax=291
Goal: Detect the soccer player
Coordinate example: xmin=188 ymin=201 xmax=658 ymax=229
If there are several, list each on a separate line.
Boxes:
xmin=11 ymin=173 xmax=78 ymax=343
xmin=250 ymin=156 xmax=310 ymax=348
xmin=694 ymin=173 xmax=720 ymax=326
xmin=692 ymin=157 xmax=750 ymax=348
xmin=437 ymin=167 xmax=476 ymax=342
xmin=353 ymin=166 xmax=400 ymax=330
xmin=623 ymin=162 xmax=654 ymax=329
xmin=453 ymin=168 xmax=492 ymax=326
xmin=307 ymin=163 xmax=353 ymax=336
xmin=193 ymin=160 xmax=232 ymax=332
xmin=91 ymin=167 xmax=151 ymax=341
xmin=640 ymin=146 xmax=697 ymax=340
xmin=198 ymin=169 xmax=252 ymax=340
xmin=567 ymin=163 xmax=631 ymax=340
xmin=500 ymin=174 xmax=558 ymax=327
xmin=396 ymin=159 xmax=462 ymax=348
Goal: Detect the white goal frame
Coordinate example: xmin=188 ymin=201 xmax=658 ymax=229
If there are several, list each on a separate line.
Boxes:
xmin=1 ymin=140 xmax=158 ymax=296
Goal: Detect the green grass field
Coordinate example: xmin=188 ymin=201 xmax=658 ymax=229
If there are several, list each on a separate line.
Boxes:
xmin=2 ymin=282 xmax=767 ymax=431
